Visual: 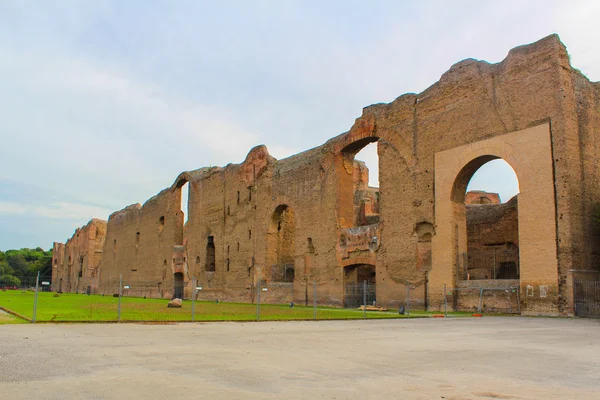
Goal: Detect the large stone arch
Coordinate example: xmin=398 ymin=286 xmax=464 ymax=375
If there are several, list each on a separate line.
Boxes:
xmin=431 ymin=122 xmax=558 ymax=315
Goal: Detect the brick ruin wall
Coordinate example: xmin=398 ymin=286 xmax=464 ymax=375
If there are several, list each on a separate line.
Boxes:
xmin=465 ymin=190 xmax=501 ymax=205
xmin=51 ymin=219 xmax=106 ymax=294
xmin=52 ymin=35 xmax=600 ymax=315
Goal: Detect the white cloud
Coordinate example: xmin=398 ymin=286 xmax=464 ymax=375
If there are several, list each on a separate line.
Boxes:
xmin=32 ymin=202 xmax=113 ymax=221
xmin=0 ymin=202 xmax=27 ymax=215
xmin=0 ymin=200 xmax=110 ymax=221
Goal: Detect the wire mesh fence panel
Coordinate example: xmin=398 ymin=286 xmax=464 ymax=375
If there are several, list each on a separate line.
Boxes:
xmin=0 ymin=275 xmax=44 ymax=320
xmin=444 ymin=285 xmax=520 ymax=315
xmin=574 ymin=280 xmax=600 ymax=317
xmin=343 ymin=282 xmax=376 ymax=308
xmin=0 ymin=275 xmax=51 ymax=291
xmin=0 ymin=274 xmax=463 ymax=322
xmin=118 ymin=279 xmax=191 ymax=322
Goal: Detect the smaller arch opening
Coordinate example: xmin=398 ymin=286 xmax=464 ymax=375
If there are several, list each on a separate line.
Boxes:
xmin=339 ymin=138 xmax=380 ymax=228
xmin=268 ymin=205 xmax=296 ymax=282
xmin=179 ymin=181 xmax=189 ymax=224
xmin=173 ymin=272 xmax=184 ymax=299
xmin=453 ymin=157 xmax=520 ymax=282
xmin=307 ymin=237 xmax=315 ymax=254
xmin=343 ymin=263 xmax=376 ymax=307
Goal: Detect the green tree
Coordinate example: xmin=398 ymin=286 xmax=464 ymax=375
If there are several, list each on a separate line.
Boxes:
xmin=1 ymin=247 xmax=53 ymax=280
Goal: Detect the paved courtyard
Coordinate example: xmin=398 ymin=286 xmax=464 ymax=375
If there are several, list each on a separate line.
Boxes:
xmin=1 ymin=317 xmax=599 ymax=399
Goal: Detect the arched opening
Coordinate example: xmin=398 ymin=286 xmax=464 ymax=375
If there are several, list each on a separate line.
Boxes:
xmin=173 ymin=272 xmax=184 ymax=300
xmin=452 ymin=158 xmax=520 ymax=281
xmin=416 ymin=222 xmax=434 ymax=272
xmin=180 ymin=181 xmax=189 ymax=224
xmin=173 ymin=179 xmax=189 ymax=245
xmin=343 ymin=263 xmax=376 ymax=307
xmin=267 ymin=205 xmax=296 ymax=282
xmin=338 ymin=138 xmax=380 ymax=227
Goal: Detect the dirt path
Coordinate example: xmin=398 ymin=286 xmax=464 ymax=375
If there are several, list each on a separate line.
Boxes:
xmin=0 ymin=317 xmax=598 ymax=399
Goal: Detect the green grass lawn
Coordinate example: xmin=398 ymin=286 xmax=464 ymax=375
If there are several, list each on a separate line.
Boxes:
xmin=0 ymin=291 xmax=476 ymax=323
xmin=0 ymin=291 xmax=455 ymax=323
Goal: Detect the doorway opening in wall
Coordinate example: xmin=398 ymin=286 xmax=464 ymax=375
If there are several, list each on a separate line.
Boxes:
xmin=267 ymin=205 xmax=296 ymax=283
xmin=205 ymin=236 xmax=215 ymax=272
xmin=351 ymin=141 xmax=380 ymax=227
xmin=173 ymin=272 xmax=184 ymax=300
xmin=343 ymin=264 xmax=376 ymax=307
xmin=457 ymin=158 xmax=520 ymax=281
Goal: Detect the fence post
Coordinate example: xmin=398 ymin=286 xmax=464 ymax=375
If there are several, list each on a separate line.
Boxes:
xmin=443 ymin=283 xmax=447 ymax=318
xmin=478 ymin=287 xmax=483 ymax=313
xmin=493 ymin=249 xmax=496 ymax=279
xmin=516 ymin=286 xmax=521 ymax=314
xmin=191 ymin=278 xmax=196 ymax=322
xmin=32 ymin=271 xmax=40 ymax=323
xmin=363 ymin=280 xmax=367 ymax=319
xmin=313 ymin=280 xmax=317 ymax=320
xmin=256 ymin=278 xmax=261 ymax=321
xmin=118 ymin=274 xmax=122 ymax=322
xmin=406 ymin=284 xmax=411 ymax=317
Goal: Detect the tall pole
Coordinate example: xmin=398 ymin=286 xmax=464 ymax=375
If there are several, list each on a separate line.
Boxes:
xmin=191 ymin=278 xmax=196 ymax=322
xmin=406 ymin=284 xmax=410 ymax=317
xmin=256 ymin=278 xmax=261 ymax=321
xmin=118 ymin=274 xmax=122 ymax=322
xmin=313 ymin=280 xmax=317 ymax=320
xmin=443 ymin=283 xmax=448 ymax=318
xmin=478 ymin=287 xmax=484 ymax=313
xmin=32 ymin=271 xmax=40 ymax=323
xmin=305 ymin=277 xmax=308 ymax=306
xmin=363 ymin=280 xmax=367 ymax=319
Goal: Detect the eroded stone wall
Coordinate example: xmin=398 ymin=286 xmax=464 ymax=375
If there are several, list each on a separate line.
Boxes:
xmin=51 ymin=219 xmax=106 ymax=293
xmin=53 ymin=34 xmax=600 ymax=315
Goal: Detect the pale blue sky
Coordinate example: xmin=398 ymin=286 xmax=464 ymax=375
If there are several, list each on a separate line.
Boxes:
xmin=1 ymin=1 xmax=598 ymax=250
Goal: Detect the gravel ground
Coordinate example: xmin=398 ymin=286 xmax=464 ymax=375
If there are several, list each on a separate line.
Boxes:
xmin=0 ymin=317 xmax=599 ymax=399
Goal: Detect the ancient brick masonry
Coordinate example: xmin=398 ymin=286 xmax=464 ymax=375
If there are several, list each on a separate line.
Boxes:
xmin=52 ymin=219 xmax=106 ymax=294
xmin=52 ymin=34 xmax=600 ymax=316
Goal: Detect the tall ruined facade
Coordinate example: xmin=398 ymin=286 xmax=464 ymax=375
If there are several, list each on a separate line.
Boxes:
xmin=52 ymin=35 xmax=600 ymax=316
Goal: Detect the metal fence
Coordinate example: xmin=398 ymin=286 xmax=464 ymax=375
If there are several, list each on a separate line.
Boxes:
xmin=0 ymin=274 xmax=52 ymax=291
xmin=442 ymin=283 xmax=520 ymax=315
xmin=2 ymin=274 xmax=528 ymax=323
xmin=1 ymin=274 xmax=422 ymax=323
xmin=574 ymin=280 xmax=600 ymax=317
xmin=344 ymin=281 xmax=376 ymax=308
